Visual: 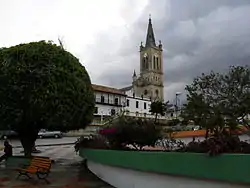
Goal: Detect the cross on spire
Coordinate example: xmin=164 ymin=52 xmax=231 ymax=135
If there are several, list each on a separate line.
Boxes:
xmin=145 ymin=15 xmax=156 ymax=47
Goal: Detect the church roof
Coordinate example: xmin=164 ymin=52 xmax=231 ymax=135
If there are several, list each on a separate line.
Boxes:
xmin=92 ymin=84 xmax=126 ymax=96
xmin=120 ymin=85 xmax=133 ymax=91
xmin=145 ymin=17 xmax=156 ymax=47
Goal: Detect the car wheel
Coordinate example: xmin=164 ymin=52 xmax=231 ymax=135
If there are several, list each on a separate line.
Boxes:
xmin=54 ymin=134 xmax=59 ymax=138
xmin=39 ymin=135 xmax=43 ymax=139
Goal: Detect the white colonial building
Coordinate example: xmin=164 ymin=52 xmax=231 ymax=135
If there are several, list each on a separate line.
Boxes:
xmin=91 ymin=84 xmax=153 ymax=124
xmin=92 ymin=84 xmax=126 ymax=117
xmin=120 ymin=86 xmax=152 ymax=117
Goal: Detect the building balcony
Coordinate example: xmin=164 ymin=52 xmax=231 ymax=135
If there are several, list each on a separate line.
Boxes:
xmin=95 ymin=98 xmax=124 ymax=107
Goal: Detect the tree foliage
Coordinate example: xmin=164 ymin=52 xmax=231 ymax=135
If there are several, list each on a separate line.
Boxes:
xmin=182 ymin=65 xmax=250 ymax=137
xmin=150 ymin=100 xmax=172 ymax=122
xmin=101 ymin=115 xmax=162 ymax=150
xmin=0 ymin=41 xmax=95 ymax=155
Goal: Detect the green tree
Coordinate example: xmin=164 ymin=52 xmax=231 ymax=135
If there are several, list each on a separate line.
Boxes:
xmin=182 ymin=65 xmax=250 ymax=138
xmin=150 ymin=100 xmax=172 ymax=123
xmin=0 ymin=41 xmax=95 ymax=156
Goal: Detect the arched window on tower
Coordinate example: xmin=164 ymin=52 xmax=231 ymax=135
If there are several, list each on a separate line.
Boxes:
xmin=155 ymin=89 xmax=159 ymax=96
xmin=143 ymin=57 xmax=146 ymax=70
xmin=156 ymin=57 xmax=159 ymax=69
xmin=153 ymin=56 xmax=156 ymax=69
xmin=145 ymin=56 xmax=149 ymax=69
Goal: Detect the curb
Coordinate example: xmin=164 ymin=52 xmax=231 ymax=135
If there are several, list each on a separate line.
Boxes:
xmin=13 ymin=142 xmax=75 ymax=149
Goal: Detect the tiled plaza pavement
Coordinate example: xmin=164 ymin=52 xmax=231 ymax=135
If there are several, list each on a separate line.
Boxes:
xmin=0 ymin=145 xmax=114 ymax=188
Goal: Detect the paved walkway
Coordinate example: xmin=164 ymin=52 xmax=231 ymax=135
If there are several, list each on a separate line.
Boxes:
xmin=0 ymin=145 xmax=114 ymax=187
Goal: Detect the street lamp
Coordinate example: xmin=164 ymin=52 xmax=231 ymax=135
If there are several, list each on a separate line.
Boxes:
xmin=175 ymin=92 xmax=182 ymax=118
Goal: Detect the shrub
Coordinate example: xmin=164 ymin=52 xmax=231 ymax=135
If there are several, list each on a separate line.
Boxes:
xmin=101 ymin=115 xmax=162 ymax=150
xmin=74 ymin=135 xmax=109 ymax=152
xmin=178 ymin=134 xmax=250 ymax=155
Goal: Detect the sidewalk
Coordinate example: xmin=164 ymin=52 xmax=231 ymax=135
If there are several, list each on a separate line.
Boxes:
xmin=13 ymin=142 xmax=75 ymax=149
xmin=1 ymin=137 xmax=78 ymax=148
xmin=0 ymin=160 xmax=114 ymax=187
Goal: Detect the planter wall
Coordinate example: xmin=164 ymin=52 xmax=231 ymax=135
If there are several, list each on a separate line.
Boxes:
xmin=80 ymin=148 xmax=250 ymax=185
xmin=5 ymin=156 xmax=31 ymax=169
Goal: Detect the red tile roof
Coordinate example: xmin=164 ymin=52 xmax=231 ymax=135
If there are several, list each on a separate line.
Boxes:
xmin=92 ymin=84 xmax=126 ymax=96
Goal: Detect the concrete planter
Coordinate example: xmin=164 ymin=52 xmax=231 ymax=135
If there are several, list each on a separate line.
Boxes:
xmin=80 ymin=148 xmax=250 ymax=188
xmin=5 ymin=156 xmax=31 ymax=169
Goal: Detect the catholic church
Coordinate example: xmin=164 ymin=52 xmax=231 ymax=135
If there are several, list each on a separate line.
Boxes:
xmin=89 ymin=16 xmax=165 ymax=124
xmin=121 ymin=16 xmax=164 ymax=102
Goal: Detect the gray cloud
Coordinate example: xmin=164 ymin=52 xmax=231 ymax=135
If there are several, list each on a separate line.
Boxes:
xmin=93 ymin=0 xmax=250 ymax=103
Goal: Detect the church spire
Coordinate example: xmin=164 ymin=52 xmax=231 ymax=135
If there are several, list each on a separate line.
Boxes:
xmin=133 ymin=70 xmax=137 ymax=78
xmin=145 ymin=15 xmax=156 ymax=47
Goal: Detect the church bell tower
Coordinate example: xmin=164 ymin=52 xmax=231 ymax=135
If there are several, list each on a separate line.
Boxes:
xmin=133 ymin=16 xmax=164 ymax=101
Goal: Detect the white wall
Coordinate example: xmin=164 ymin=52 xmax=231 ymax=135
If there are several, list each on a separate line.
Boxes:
xmin=125 ymin=88 xmax=135 ymax=97
xmin=92 ymin=87 xmax=174 ymax=120
xmin=124 ymin=88 xmax=152 ymax=115
xmin=87 ymin=161 xmax=246 ymax=188
xmin=124 ymin=96 xmax=151 ymax=115
xmin=95 ymin=91 xmax=126 ymax=106
xmin=94 ymin=91 xmax=126 ymax=117
xmin=94 ymin=104 xmax=123 ymax=116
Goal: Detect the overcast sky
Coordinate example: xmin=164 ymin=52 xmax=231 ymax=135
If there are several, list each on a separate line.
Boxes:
xmin=1 ymin=0 xmax=250 ymax=102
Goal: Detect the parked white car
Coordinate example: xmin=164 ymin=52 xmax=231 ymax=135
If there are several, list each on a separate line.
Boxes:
xmin=38 ymin=129 xmax=63 ymax=139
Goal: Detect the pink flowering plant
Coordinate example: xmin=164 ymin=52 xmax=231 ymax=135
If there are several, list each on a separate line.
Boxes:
xmin=100 ymin=114 xmax=162 ymax=150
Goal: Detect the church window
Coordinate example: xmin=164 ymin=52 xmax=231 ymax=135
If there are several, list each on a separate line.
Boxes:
xmin=144 ymin=89 xmax=148 ymax=95
xmin=136 ymin=101 xmax=139 ymax=108
xmin=144 ymin=102 xmax=147 ymax=109
xmin=143 ymin=58 xmax=146 ymax=69
xmin=145 ymin=56 xmax=149 ymax=69
xmin=133 ymin=93 xmax=135 ymax=98
xmin=153 ymin=56 xmax=156 ymax=69
xmin=155 ymin=89 xmax=159 ymax=96
xmin=156 ymin=57 xmax=159 ymax=69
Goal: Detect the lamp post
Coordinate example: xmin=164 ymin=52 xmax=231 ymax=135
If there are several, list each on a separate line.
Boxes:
xmin=175 ymin=92 xmax=182 ymax=119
